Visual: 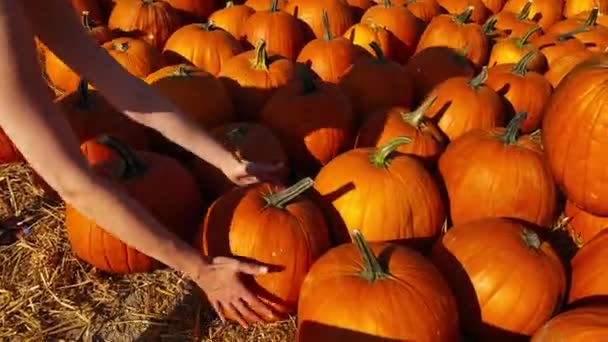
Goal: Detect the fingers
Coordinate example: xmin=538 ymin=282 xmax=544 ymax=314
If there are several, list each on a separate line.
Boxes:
xmin=228 ymin=302 xmax=250 ymax=328
xmin=232 ymin=299 xmax=265 ymax=326
xmin=213 ymin=301 xmax=226 ymax=323
xmin=245 ymin=160 xmax=285 ymax=174
xmin=237 ymin=261 xmax=269 ymax=275
xmin=240 ymin=291 xmax=278 ymax=321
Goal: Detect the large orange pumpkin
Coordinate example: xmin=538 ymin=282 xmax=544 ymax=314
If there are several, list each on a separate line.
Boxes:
xmin=543 ymin=48 xmax=594 ymax=88
xmin=285 ymin=0 xmax=355 ymax=40
xmin=550 ymin=8 xmax=608 ymax=52
xmin=102 ymin=37 xmax=165 ymax=78
xmin=542 ymin=55 xmax=608 ymax=216
xmin=531 ymin=304 xmax=608 ymax=341
xmin=342 ymin=22 xmax=401 ymax=62
xmin=531 ymin=30 xmax=590 ymax=69
xmin=563 ymin=0 xmax=608 ymax=18
xmin=314 ymin=137 xmax=446 ymax=247
xmin=403 ymin=0 xmax=444 ymax=24
xmin=430 ymin=217 xmax=566 ymax=340
xmin=297 ymin=229 xmax=460 ymax=341
xmin=568 ymin=229 xmax=608 ymax=304
xmin=564 ymin=200 xmax=608 ymax=247
xmin=438 ymin=112 xmax=557 ymax=227
xmin=202 ymin=178 xmax=331 ymax=319
xmin=65 ymin=135 xmax=204 ymax=273
xmin=207 ymin=1 xmax=255 ymax=38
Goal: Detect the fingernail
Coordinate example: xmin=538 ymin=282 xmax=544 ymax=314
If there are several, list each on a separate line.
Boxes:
xmin=260 ymin=266 xmax=268 ymax=273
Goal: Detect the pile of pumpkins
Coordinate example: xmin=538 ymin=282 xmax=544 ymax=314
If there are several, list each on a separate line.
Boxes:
xmin=6 ymin=0 xmax=608 ymax=340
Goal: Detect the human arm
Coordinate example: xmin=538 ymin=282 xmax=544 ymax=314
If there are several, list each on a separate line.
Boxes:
xmin=1 ymin=0 xmax=274 ymax=326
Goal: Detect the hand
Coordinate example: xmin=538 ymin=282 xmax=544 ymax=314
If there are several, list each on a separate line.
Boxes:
xmin=219 ymin=152 xmax=285 ymax=186
xmin=193 ymin=256 xmax=278 ymax=328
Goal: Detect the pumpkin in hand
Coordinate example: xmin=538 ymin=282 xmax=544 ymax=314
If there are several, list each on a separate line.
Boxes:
xmin=202 ymin=178 xmax=331 ymax=319
xmin=65 ymin=135 xmax=204 ymax=273
xmin=297 ymin=229 xmax=460 ymax=341
xmin=568 ymin=229 xmax=608 ymax=305
xmin=531 ymin=304 xmax=608 ymax=341
xmin=430 ymin=217 xmax=566 ymax=340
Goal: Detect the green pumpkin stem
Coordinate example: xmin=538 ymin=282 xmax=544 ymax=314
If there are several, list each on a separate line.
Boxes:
xmin=270 ymin=0 xmax=279 ymax=12
xmin=454 ymin=6 xmax=474 ymax=24
xmin=517 ymin=0 xmax=533 ymax=20
xmin=321 ymin=10 xmax=333 ymax=40
xmin=511 ymin=50 xmax=536 ymax=76
xmin=369 ymin=41 xmax=385 ymax=59
xmin=521 ymin=228 xmax=541 ymax=250
xmin=382 ymin=0 xmax=393 ymax=8
xmin=482 ymin=16 xmax=498 ymax=35
xmin=558 ymin=27 xmax=590 ymax=41
xmin=500 ymin=111 xmax=527 ymax=144
xmin=251 ymin=40 xmax=269 ymax=71
xmin=402 ymin=96 xmax=437 ymax=127
xmin=96 ymin=134 xmax=147 ymax=179
xmin=516 ymin=25 xmax=542 ymax=48
xmin=352 ymin=229 xmax=389 ymax=282
xmin=468 ymin=66 xmax=488 ymax=88
xmin=583 ymin=7 xmax=599 ymax=27
xmin=370 ymin=136 xmax=411 ymax=168
xmin=200 ymin=21 xmax=214 ymax=31
xmin=264 ymin=177 xmax=314 ymax=209
xmin=77 ymin=78 xmax=90 ymax=109
xmin=296 ymin=64 xmax=318 ymax=93
xmin=225 ymin=127 xmax=247 ymax=144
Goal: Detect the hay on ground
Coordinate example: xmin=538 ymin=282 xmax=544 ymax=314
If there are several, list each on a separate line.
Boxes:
xmin=0 ymin=163 xmax=296 ymax=341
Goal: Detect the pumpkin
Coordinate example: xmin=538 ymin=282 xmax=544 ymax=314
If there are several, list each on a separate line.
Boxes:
xmin=163 ymin=0 xmax=215 ymax=22
xmin=489 ymin=0 xmax=539 ymax=38
xmin=191 ymin=122 xmax=290 ymax=198
xmin=244 ymin=0 xmax=287 ymax=11
xmin=546 ymin=8 xmax=608 ymax=52
xmin=488 ymin=25 xmax=548 ymax=71
xmin=240 ymin=0 xmax=306 ymax=60
xmin=342 ymin=22 xmax=401 ymax=62
xmin=415 ymin=6 xmax=490 ymax=68
xmin=202 ymin=178 xmax=331 ymax=319
xmin=314 ymin=137 xmax=446 ymax=247
xmin=43 ymin=49 xmax=81 ymax=95
xmin=359 ymin=0 xmax=423 ymax=63
xmin=102 ymin=37 xmax=165 ymax=78
xmin=485 ymin=51 xmax=553 ymax=133
xmin=402 ymin=0 xmax=444 ymax=24
xmin=296 ymin=11 xmax=369 ymax=83
xmin=356 ymin=96 xmax=446 ymax=163
xmin=438 ymin=112 xmax=557 ymax=226
xmin=564 ymin=200 xmax=608 ymax=247
xmin=531 ymin=29 xmax=590 ymax=68
xmin=70 ymin=0 xmax=105 ymax=23
xmin=531 ymin=304 xmax=608 ymax=340
xmin=297 ymin=229 xmax=460 ymax=341
xmin=502 ymin=0 xmax=563 ymax=28
xmin=435 ymin=0 xmax=491 ymax=24
xmin=218 ymin=40 xmax=297 ymax=121
xmin=568 ymin=229 xmax=608 ymax=304
xmin=338 ymin=42 xmax=413 ymax=123
xmin=481 ymin=0 xmax=506 ymax=13
xmin=108 ymin=0 xmax=182 ymax=50
xmin=208 ymin=2 xmax=255 ymax=38
xmin=575 ymin=9 xmax=608 ymax=27
xmin=259 ymin=66 xmax=355 ymax=174
xmin=405 ymin=46 xmax=476 ymax=102
xmin=541 ymin=55 xmax=608 ymax=216
xmin=431 ymin=217 xmax=566 ymax=339
xmin=543 ymin=48 xmax=594 ymax=88
xmin=424 ymin=66 xmax=506 ymax=141
xmin=65 ymin=135 xmax=204 ymax=274
xmin=564 ymin=1 xmax=608 ymax=18
xmin=163 ymin=23 xmax=243 ymax=76
xmin=285 ymin=0 xmax=355 ymax=40
xmin=80 ymin=10 xmax=115 ymax=45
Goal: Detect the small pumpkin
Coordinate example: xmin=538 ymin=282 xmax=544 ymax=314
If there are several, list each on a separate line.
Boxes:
xmin=218 ymin=39 xmax=297 ymax=121
xmin=481 ymin=0 xmax=506 ymax=13
xmin=424 ymin=66 xmax=506 ymax=141
xmin=485 ymin=51 xmax=553 ymax=133
xmin=502 ymin=0 xmax=563 ymax=28
xmin=564 ymin=0 xmax=608 ymax=18
xmin=285 ymin=0 xmax=355 ymax=40
xmin=431 ymin=217 xmax=566 ymax=340
xmin=314 ymin=137 xmax=446 ymax=247
xmin=531 ymin=29 xmax=590 ymax=68
xmin=489 ymin=0 xmax=539 ymax=38
xmin=202 ymin=178 xmax=331 ymax=319
xmin=435 ymin=0 xmax=491 ymax=24
xmin=102 ymin=37 xmax=165 ymax=78
xmin=568 ymin=229 xmax=608 ymax=304
xmin=342 ymin=22 xmax=401 ymax=62
xmin=65 ymin=134 xmax=204 ymax=274
xmin=244 ymin=0 xmax=287 ymax=11
xmin=438 ymin=112 xmax=557 ymax=226
xmin=163 ymin=22 xmax=243 ymax=76
xmin=531 ymin=304 xmax=608 ymax=341
xmin=163 ymin=0 xmax=215 ymax=22
xmin=488 ymin=25 xmax=547 ymax=71
xmin=546 ymin=8 xmax=608 ymax=52
xmin=575 ymin=8 xmax=608 ymax=27
xmin=403 ymin=0 xmax=444 ymax=24
xmin=356 ymin=96 xmax=446 ymax=163
xmin=208 ymin=1 xmax=255 ymax=38
xmin=564 ymin=200 xmax=608 ymax=247
xmin=543 ymin=48 xmax=594 ymax=88
xmin=297 ymin=229 xmax=460 ymax=341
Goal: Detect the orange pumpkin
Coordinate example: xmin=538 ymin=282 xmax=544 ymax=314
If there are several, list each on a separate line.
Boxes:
xmin=565 ymin=200 xmax=608 ymax=247
xmin=485 ymin=51 xmax=553 ymax=133
xmin=259 ymin=66 xmax=356 ymax=174
xmin=285 ymin=0 xmax=355 ymax=40
xmin=163 ymin=23 xmax=243 ymax=76
xmin=489 ymin=0 xmax=538 ymax=38
xmin=481 ymin=0 xmax=506 ymax=13
xmin=542 ymin=55 xmax=608 ymax=216
xmin=296 ymin=11 xmax=369 ymax=83
xmin=314 ymin=137 xmax=446 ymax=247
xmin=66 ymin=135 xmax=204 ymax=273
xmin=240 ymin=0 xmax=306 ymax=60
xmin=404 ymin=0 xmax=444 ymax=24
xmin=564 ymin=0 xmax=608 ymax=18
xmin=102 ymin=37 xmax=165 ymax=78
xmin=575 ymin=8 xmax=608 ymax=27
xmin=532 ymin=30 xmax=590 ymax=68
xmin=202 ymin=178 xmax=331 ymax=319
xmin=356 ymin=96 xmax=446 ymax=163
xmin=163 ymin=0 xmax=215 ymax=22
xmin=244 ymin=0 xmax=287 ymax=11
xmin=569 ymin=229 xmax=608 ymax=305
xmin=415 ymin=6 xmax=490 ymax=68
xmin=424 ymin=66 xmax=506 ymax=141
xmin=543 ymin=48 xmax=594 ymax=87
xmin=502 ymin=0 xmax=563 ymax=28
xmin=488 ymin=25 xmax=548 ymax=71
xmin=531 ymin=304 xmax=608 ymax=341
xmin=0 ymin=129 xmax=22 ymax=165
xmin=108 ymin=0 xmax=182 ymax=50
xmin=297 ymin=229 xmax=460 ymax=341
xmin=218 ymin=40 xmax=297 ymax=121
xmin=546 ymin=8 xmax=608 ymax=52
xmin=43 ymin=49 xmax=80 ymax=95
xmin=338 ymin=42 xmax=413 ymax=123
xmin=435 ymin=0 xmax=491 ymax=24
xmin=208 ymin=1 xmax=255 ymax=38
xmin=438 ymin=112 xmax=557 ymax=226
xmin=342 ymin=22 xmax=401 ymax=62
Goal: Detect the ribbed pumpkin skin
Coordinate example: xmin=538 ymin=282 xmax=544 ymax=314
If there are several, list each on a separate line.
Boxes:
xmin=531 ymin=305 xmax=608 ymax=341
xmin=103 ymin=37 xmax=165 ymax=79
xmin=568 ymin=229 xmax=608 ymax=305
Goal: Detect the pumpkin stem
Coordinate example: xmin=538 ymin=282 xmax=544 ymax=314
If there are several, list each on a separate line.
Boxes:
xmin=558 ymin=27 xmax=589 ymax=41
xmin=500 ymin=111 xmax=527 ymax=144
xmin=171 ymin=64 xmax=195 ymax=77
xmin=482 ymin=16 xmax=498 ymax=35
xmin=113 ymin=41 xmax=130 ymax=52
xmin=352 ymin=229 xmax=389 ymax=282
xmin=225 ymin=127 xmax=247 ymax=144
xmin=369 ymin=136 xmax=411 ymax=168
xmin=296 ymin=64 xmax=318 ymax=93
xmin=382 ymin=0 xmax=393 ymax=8
xmin=583 ymin=7 xmax=599 ymax=27
xmin=511 ymin=50 xmax=536 ymax=76
xmin=321 ymin=10 xmax=333 ymax=40
xmin=81 ymin=10 xmax=93 ymax=30
xmin=516 ymin=25 xmax=542 ymax=48
xmin=453 ymin=5 xmax=474 ymax=24
xmin=402 ymin=96 xmax=437 ymax=128
xmin=269 ymin=0 xmax=279 ymax=12
xmin=226 ymin=0 xmax=234 ymax=7
xmin=516 ymin=0 xmax=533 ymax=20
xmin=264 ymin=177 xmax=313 ymax=209
xmin=96 ymin=134 xmax=147 ymax=179
xmin=200 ymin=21 xmax=214 ymax=31
xmin=76 ymin=78 xmax=90 ymax=109
xmin=251 ymin=40 xmax=270 ymax=71
xmin=369 ymin=41 xmax=384 ymax=60
xmin=468 ymin=66 xmax=488 ymax=89
xmin=521 ymin=227 xmax=541 ymax=250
